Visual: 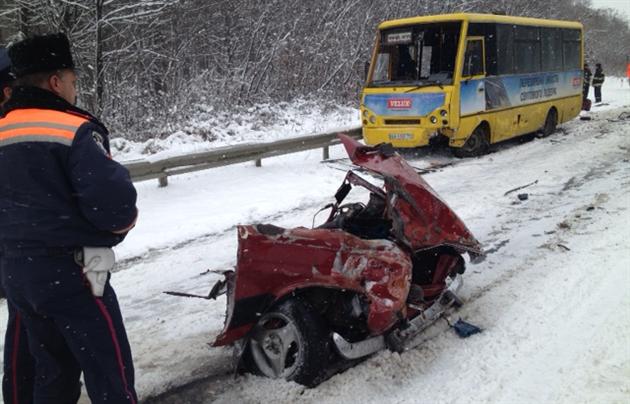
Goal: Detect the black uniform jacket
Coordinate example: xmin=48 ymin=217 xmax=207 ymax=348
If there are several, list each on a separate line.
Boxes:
xmin=0 ymin=86 xmax=137 ymax=250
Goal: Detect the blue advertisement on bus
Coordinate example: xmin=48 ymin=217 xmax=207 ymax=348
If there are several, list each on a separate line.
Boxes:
xmin=461 ymin=70 xmax=583 ymax=116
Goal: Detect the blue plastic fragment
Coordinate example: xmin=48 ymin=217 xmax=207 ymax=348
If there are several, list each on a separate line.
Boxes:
xmin=452 ymin=319 xmax=482 ymax=338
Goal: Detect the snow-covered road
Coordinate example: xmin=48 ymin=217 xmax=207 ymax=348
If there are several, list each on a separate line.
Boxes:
xmin=145 ymin=99 xmax=630 ymax=403
xmin=2 ymin=82 xmax=629 ymax=403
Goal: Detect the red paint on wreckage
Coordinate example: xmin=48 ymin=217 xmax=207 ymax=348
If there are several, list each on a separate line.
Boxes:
xmin=213 ymin=134 xmax=482 ymax=347
xmin=214 ymin=225 xmax=411 ymax=346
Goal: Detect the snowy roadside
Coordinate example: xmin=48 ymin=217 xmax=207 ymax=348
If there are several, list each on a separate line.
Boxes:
xmin=110 ymin=99 xmax=361 ymax=163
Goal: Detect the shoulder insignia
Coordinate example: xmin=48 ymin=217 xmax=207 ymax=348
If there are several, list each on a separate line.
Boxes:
xmin=92 ymin=131 xmax=108 ymax=156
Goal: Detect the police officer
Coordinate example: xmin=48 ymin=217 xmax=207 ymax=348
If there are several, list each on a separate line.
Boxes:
xmin=0 ymin=33 xmax=138 ymax=403
xmin=582 ymin=62 xmax=592 ymax=102
xmin=1 ymin=45 xmax=37 ymax=404
xmin=592 ymin=63 xmax=605 ymax=103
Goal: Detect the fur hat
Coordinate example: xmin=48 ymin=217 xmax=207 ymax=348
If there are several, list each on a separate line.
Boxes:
xmin=8 ymin=33 xmax=74 ymax=78
xmin=0 ymin=47 xmax=14 ymax=87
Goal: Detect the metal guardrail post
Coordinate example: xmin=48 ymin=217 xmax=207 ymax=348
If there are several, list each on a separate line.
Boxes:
xmin=323 ymin=145 xmax=329 ymax=160
xmin=158 ymin=175 xmax=168 ymax=187
xmin=255 ymin=158 xmax=262 ymax=167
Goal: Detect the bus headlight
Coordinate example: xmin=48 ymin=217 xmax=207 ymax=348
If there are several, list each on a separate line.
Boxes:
xmin=430 ymin=116 xmax=438 ymax=124
xmin=363 ymin=110 xmax=369 ymax=117
xmin=440 ymin=109 xmax=448 ymax=117
xmin=369 ymin=115 xmax=376 ymax=124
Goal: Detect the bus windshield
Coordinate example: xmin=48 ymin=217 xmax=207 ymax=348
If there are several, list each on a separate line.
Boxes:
xmin=369 ymin=22 xmax=462 ymax=87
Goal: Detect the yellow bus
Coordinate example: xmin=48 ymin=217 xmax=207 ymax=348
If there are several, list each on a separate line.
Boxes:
xmin=361 ymin=13 xmax=583 ymax=157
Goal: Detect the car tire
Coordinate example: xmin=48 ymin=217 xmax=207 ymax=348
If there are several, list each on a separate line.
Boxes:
xmin=452 ymin=125 xmax=489 ymax=158
xmin=245 ymin=298 xmax=331 ymax=387
xmin=539 ymin=108 xmax=558 ymax=138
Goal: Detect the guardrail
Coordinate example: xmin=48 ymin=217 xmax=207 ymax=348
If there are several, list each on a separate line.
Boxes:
xmin=123 ymin=126 xmax=363 ymax=187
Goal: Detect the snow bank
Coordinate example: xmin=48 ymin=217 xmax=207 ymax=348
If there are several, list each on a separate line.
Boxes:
xmin=110 ymin=99 xmax=360 ymax=162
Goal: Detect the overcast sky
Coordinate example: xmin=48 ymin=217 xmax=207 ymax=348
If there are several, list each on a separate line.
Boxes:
xmin=589 ymin=0 xmax=630 ymax=20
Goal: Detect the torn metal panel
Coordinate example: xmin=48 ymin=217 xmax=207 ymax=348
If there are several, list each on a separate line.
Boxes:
xmin=214 ymin=225 xmax=412 ymax=345
xmin=339 ymin=134 xmax=483 ymax=255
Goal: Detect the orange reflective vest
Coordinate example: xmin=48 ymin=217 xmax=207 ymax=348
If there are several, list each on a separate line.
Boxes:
xmin=0 ymin=108 xmax=88 ymax=147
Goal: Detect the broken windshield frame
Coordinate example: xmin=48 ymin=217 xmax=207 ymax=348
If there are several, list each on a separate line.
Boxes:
xmin=367 ymin=22 xmax=461 ymax=88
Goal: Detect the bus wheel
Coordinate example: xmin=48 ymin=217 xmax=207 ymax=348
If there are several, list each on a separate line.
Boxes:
xmin=539 ymin=108 xmax=558 ymax=138
xmin=452 ymin=125 xmax=489 ymax=158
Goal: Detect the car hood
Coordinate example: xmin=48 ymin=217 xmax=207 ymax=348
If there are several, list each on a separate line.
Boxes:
xmin=339 ymin=134 xmax=483 ymax=255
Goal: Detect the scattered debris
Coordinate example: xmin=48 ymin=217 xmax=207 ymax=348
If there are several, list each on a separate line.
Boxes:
xmin=539 ymin=242 xmax=570 ymax=252
xmin=504 ymin=180 xmax=538 ymax=196
xmin=164 ymin=275 xmax=229 ymax=300
xmin=586 ymin=206 xmax=595 ymax=211
xmin=557 ymin=221 xmax=571 ymax=230
xmin=445 ymin=317 xmax=483 ymax=338
xmin=484 ymin=239 xmax=510 ymax=255
xmin=606 ymin=111 xmax=629 ymax=122
xmin=517 ymin=193 xmax=529 ymax=201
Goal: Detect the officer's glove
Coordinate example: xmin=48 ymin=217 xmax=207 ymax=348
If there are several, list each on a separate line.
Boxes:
xmin=82 ymin=247 xmax=116 ymax=297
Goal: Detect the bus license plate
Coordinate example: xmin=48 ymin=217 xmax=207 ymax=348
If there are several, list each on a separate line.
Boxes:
xmin=389 ymin=133 xmax=413 ymax=140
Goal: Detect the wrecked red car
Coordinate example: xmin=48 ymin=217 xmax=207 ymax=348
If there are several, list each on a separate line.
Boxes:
xmin=208 ymin=134 xmax=483 ymax=386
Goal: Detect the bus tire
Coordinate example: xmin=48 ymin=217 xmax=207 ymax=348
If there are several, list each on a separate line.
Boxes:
xmin=539 ymin=108 xmax=558 ymax=138
xmin=452 ymin=125 xmax=489 ymax=158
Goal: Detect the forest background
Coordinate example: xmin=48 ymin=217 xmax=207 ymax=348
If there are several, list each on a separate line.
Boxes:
xmin=1 ymin=0 xmax=628 ymax=140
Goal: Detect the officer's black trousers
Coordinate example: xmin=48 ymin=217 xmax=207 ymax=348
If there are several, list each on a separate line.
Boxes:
xmin=3 ymin=299 xmax=36 ymax=404
xmin=594 ymin=86 xmax=602 ymax=103
xmin=1 ymin=254 xmax=137 ymax=404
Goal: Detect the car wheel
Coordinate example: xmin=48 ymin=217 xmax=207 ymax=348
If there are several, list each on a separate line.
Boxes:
xmin=539 ymin=108 xmax=558 ymax=138
xmin=246 ymin=299 xmax=331 ymax=387
xmin=452 ymin=125 xmax=489 ymax=158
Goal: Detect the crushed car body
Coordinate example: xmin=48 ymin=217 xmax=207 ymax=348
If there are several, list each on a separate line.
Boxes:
xmin=209 ymin=134 xmax=483 ymax=386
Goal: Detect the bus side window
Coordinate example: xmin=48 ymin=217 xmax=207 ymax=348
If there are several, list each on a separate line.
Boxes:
xmin=463 ymin=39 xmax=484 ymax=77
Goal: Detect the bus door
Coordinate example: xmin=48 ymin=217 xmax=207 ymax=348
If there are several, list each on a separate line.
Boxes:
xmin=460 ymin=36 xmax=486 ymax=116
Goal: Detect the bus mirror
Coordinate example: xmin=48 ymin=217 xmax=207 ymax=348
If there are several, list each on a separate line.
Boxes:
xmin=364 ymin=61 xmax=370 ymax=80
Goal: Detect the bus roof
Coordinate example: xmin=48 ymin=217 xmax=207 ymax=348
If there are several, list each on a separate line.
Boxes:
xmin=378 ymin=13 xmax=582 ymax=30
